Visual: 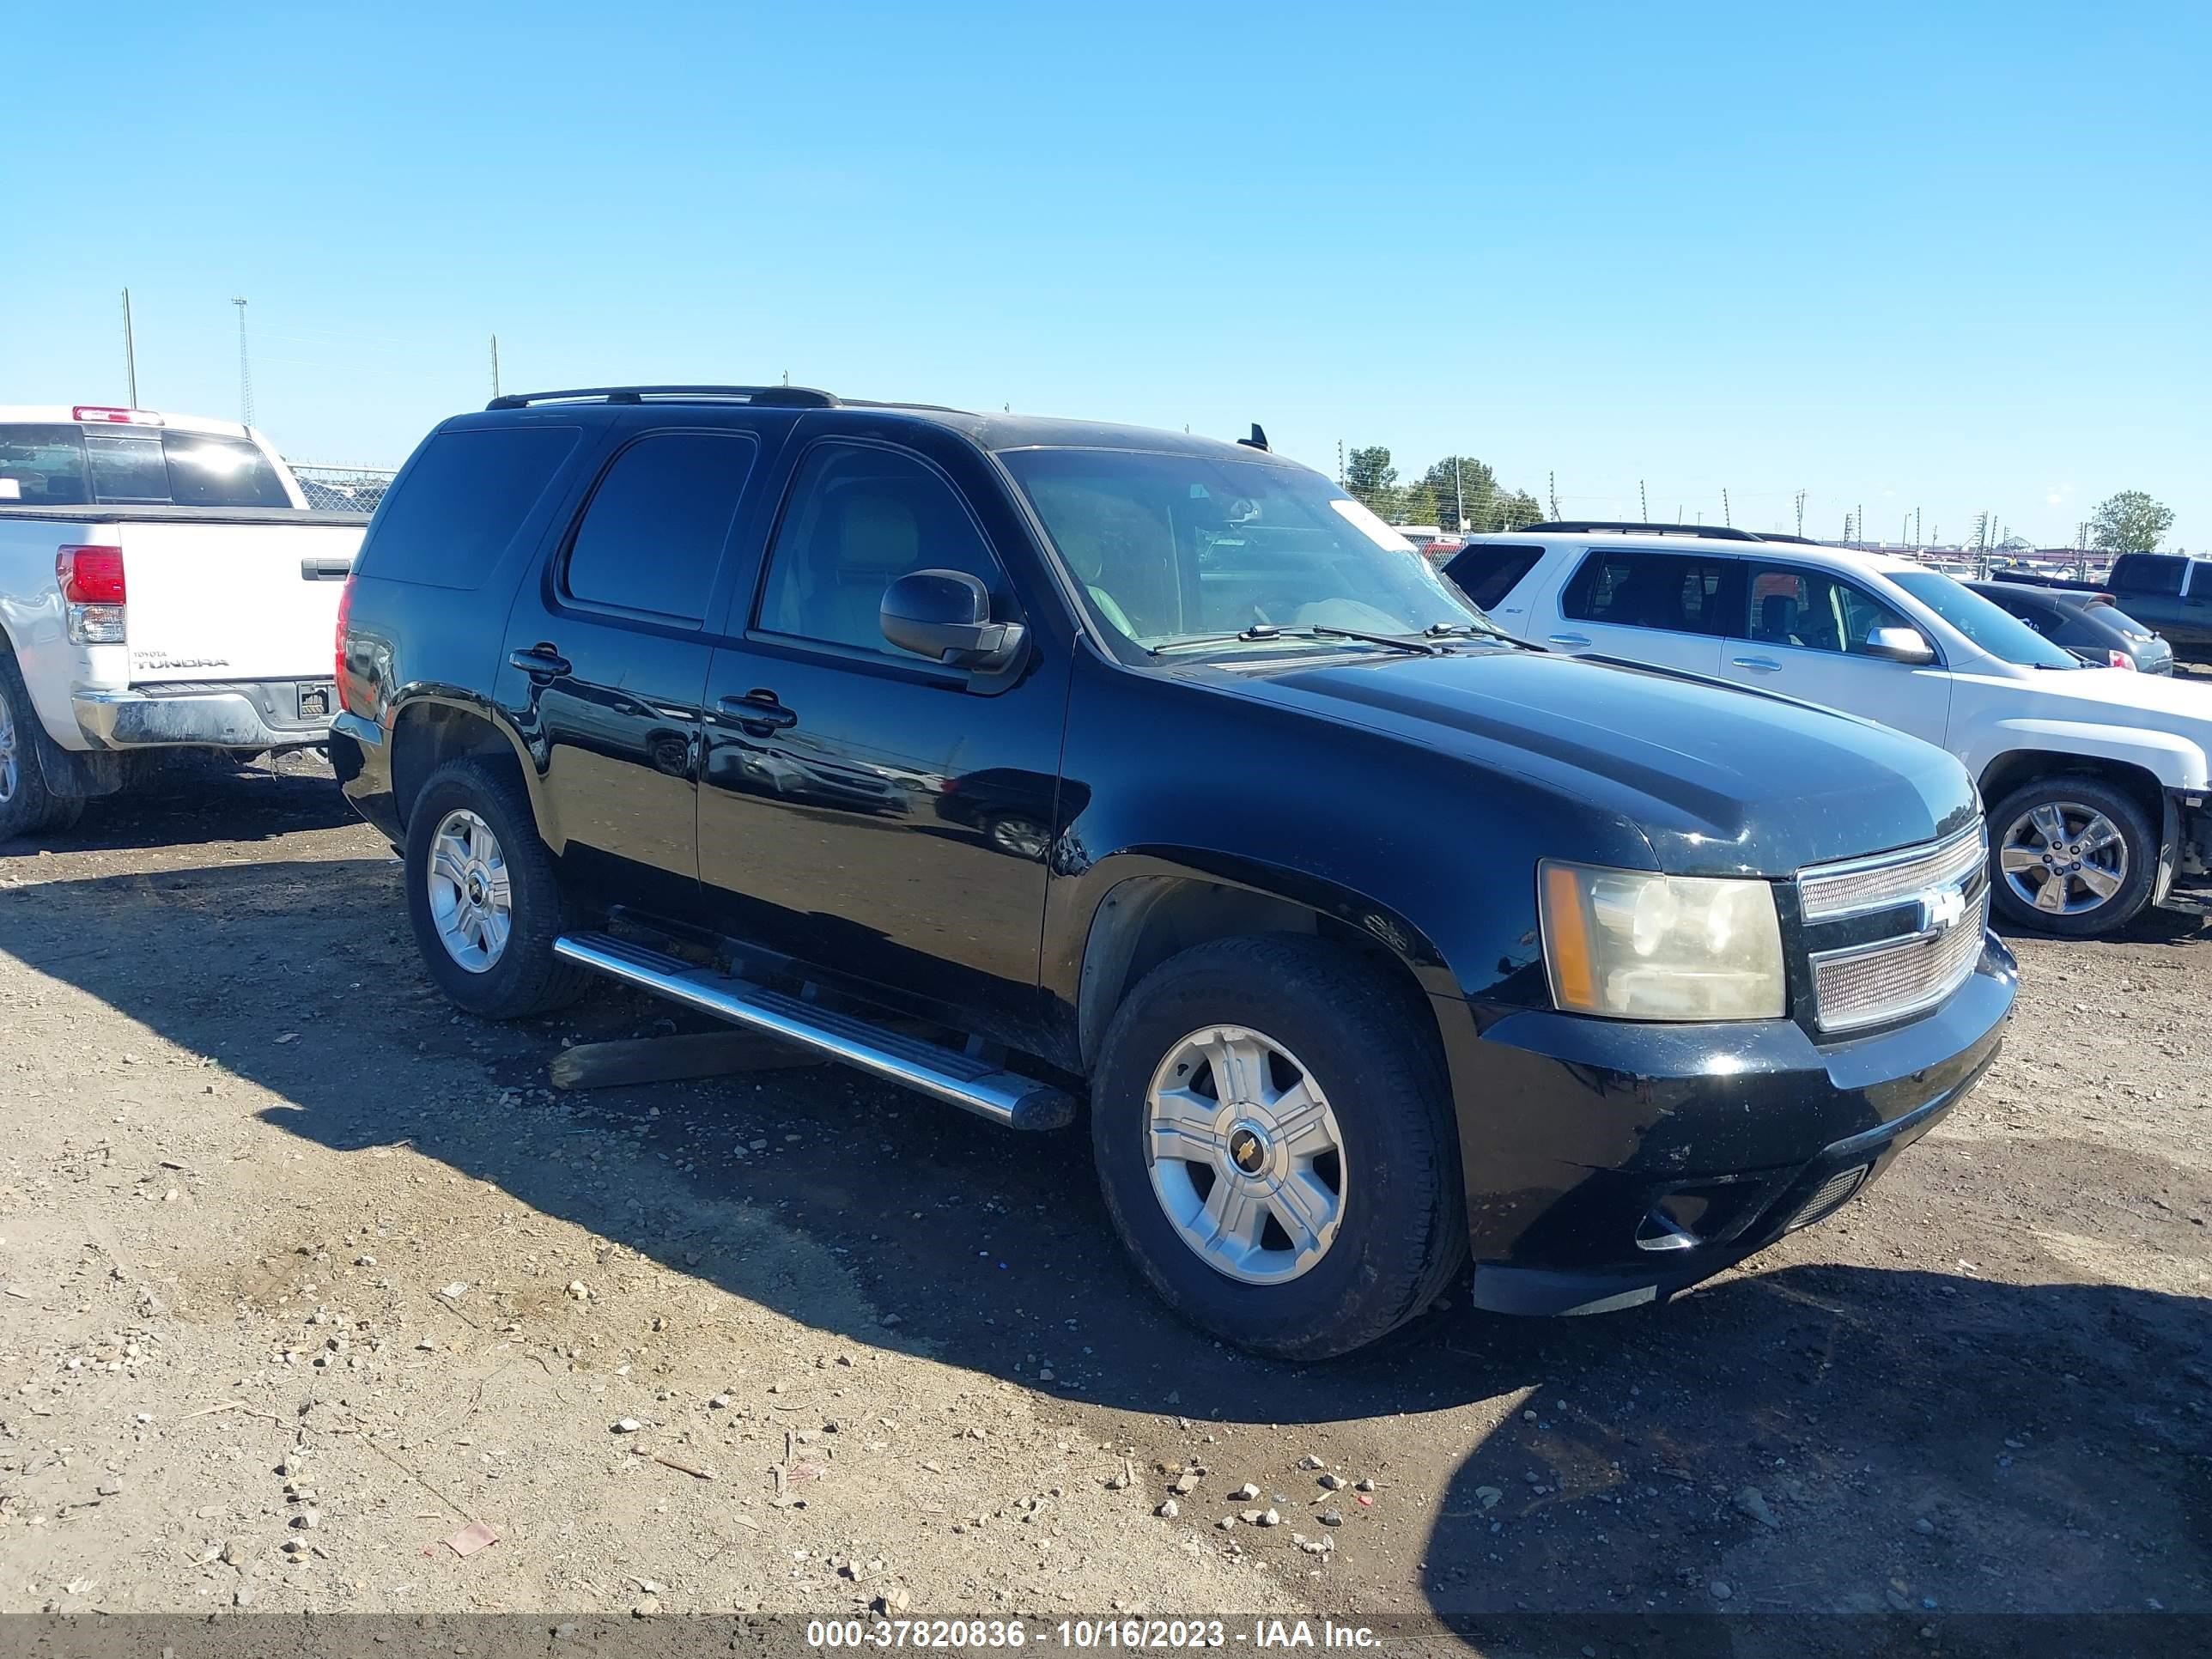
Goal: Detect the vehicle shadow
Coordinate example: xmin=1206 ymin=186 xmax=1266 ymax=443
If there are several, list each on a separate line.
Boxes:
xmin=5 ymin=852 xmax=2208 ymax=1626
xmin=0 ymin=754 xmax=357 ymax=859
xmin=1419 ymin=1266 xmax=2210 ymax=1627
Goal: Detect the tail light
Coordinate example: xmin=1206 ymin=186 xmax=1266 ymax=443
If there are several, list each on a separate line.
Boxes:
xmin=334 ymin=574 xmax=356 ymax=712
xmin=2107 ymin=649 xmax=2136 ymax=671
xmin=56 ymin=545 xmax=127 ymax=644
xmin=57 ymin=545 xmax=126 ymax=603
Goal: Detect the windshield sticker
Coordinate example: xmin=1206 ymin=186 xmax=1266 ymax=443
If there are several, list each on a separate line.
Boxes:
xmin=1330 ymin=496 xmax=1418 ymax=552
xmin=0 ymin=479 xmax=19 ymax=500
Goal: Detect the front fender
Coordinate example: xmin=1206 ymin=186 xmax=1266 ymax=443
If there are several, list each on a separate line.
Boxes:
xmin=1970 ymin=720 xmax=2210 ymax=793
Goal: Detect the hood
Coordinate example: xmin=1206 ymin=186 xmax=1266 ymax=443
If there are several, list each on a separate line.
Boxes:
xmin=1226 ymin=647 xmax=1979 ymax=878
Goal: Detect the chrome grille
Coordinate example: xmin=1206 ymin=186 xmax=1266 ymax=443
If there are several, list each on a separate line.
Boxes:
xmin=1808 ymin=884 xmax=1988 ymax=1033
xmin=1798 ymin=823 xmax=1987 ymax=921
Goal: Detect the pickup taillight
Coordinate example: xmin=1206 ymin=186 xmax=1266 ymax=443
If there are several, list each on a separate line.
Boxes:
xmin=56 ymin=545 xmax=127 ymax=644
xmin=2108 ymin=649 xmax=2136 ymax=671
xmin=57 ymin=545 xmax=126 ymax=604
xmin=334 ymin=574 xmax=356 ymax=712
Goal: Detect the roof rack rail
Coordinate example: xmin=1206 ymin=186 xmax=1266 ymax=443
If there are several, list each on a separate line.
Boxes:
xmin=1521 ymin=520 xmax=1765 ymax=543
xmin=485 ymin=384 xmax=838 ymax=411
xmin=1753 ymin=532 xmax=1822 ymax=544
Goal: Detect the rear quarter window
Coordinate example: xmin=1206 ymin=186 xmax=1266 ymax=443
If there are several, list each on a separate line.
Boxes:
xmin=357 ymin=425 xmax=581 ymax=590
xmin=1443 ymin=543 xmax=1544 ymax=610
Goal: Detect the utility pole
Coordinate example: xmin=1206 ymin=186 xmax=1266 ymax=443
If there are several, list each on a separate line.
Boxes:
xmin=1794 ymin=489 xmax=1806 ymax=538
xmin=489 ymin=334 xmax=501 ymax=399
xmin=1547 ymin=471 xmax=1559 ymax=520
xmin=121 ymin=289 xmax=139 ymax=408
xmin=1722 ymin=488 xmax=1731 ymax=527
xmin=1639 ymin=479 xmax=1649 ymax=520
xmin=1336 ymin=440 xmax=1345 ymax=489
xmin=1453 ymin=458 xmax=1464 ymax=533
xmin=231 ymin=297 xmax=254 ymax=428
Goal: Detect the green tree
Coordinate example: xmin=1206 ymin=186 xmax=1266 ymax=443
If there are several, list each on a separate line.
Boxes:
xmin=1495 ymin=489 xmax=1544 ymax=531
xmin=2090 ymin=490 xmax=2175 ymax=554
xmin=1415 ymin=456 xmax=1499 ymax=532
xmin=1344 ymin=446 xmax=1401 ymax=518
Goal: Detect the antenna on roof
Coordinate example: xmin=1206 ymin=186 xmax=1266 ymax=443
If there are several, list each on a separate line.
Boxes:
xmin=1237 ymin=423 xmax=1270 ymax=453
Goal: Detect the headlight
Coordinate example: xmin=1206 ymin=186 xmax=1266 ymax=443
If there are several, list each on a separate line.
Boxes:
xmin=1539 ymin=861 xmax=1786 ymax=1021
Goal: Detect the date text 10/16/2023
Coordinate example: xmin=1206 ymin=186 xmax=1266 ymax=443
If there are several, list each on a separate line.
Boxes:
xmin=805 ymin=1619 xmax=1384 ymax=1650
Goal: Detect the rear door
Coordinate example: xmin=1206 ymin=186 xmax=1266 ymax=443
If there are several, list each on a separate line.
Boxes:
xmin=495 ymin=424 xmax=768 ymax=910
xmin=1719 ymin=562 xmax=1951 ymax=744
xmin=1540 ymin=546 xmax=1734 ymax=674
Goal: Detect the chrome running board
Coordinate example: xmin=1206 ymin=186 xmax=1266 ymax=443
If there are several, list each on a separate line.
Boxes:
xmin=552 ymin=931 xmax=1076 ymax=1132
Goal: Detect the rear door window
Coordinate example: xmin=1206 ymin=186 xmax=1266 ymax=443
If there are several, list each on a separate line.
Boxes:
xmin=1445 ymin=543 xmax=1544 ymax=610
xmin=2187 ymin=565 xmax=2212 ymax=599
xmin=1561 ymin=550 xmax=1731 ymax=635
xmin=0 ymin=425 xmax=291 ymax=507
xmin=2113 ymin=557 xmax=2185 ymax=597
xmin=561 ymin=431 xmax=759 ymax=623
xmin=360 ymin=425 xmax=581 ymax=590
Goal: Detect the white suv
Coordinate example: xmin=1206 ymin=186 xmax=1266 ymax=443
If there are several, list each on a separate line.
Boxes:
xmin=1447 ymin=523 xmax=2212 ymax=937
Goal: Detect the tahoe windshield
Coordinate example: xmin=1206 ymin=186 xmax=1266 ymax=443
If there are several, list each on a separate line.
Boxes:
xmin=0 ymin=424 xmax=294 ymax=509
xmin=1000 ymin=447 xmax=1488 ymax=653
xmin=1890 ymin=570 xmax=2081 ymax=670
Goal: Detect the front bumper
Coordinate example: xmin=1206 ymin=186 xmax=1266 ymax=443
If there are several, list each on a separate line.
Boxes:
xmin=74 ymin=681 xmax=336 ymax=751
xmin=1440 ymin=930 xmax=2016 ymax=1316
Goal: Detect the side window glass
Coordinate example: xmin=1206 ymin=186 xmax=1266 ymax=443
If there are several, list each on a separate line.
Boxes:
xmin=2188 ymin=565 xmax=2212 ymax=599
xmin=2116 ymin=559 xmax=2183 ymax=597
xmin=562 ymin=432 xmax=757 ymax=623
xmin=1449 ymin=544 xmax=1543 ymax=611
xmin=1747 ymin=568 xmax=1908 ymax=655
xmin=1563 ymin=551 xmax=1725 ymax=635
xmin=757 ymin=443 xmax=1009 ymax=658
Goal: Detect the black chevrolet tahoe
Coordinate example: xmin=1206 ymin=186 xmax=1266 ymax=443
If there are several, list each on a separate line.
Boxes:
xmin=330 ymin=385 xmax=2016 ymax=1358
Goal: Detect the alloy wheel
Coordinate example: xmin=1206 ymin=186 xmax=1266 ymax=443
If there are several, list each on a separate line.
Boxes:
xmin=1143 ymin=1024 xmax=1347 ymax=1285
xmin=1998 ymin=799 xmax=2128 ymax=917
xmin=426 ymin=808 xmax=513 ymax=972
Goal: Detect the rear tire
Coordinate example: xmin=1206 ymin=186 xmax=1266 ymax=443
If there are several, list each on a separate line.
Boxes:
xmin=1987 ymin=775 xmax=2156 ymax=938
xmin=1091 ymin=934 xmax=1465 ymax=1360
xmin=403 ymin=758 xmax=588 ymax=1019
xmin=0 ymin=649 xmax=85 ymax=842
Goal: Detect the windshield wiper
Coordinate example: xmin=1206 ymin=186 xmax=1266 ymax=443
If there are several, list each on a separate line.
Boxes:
xmin=1149 ymin=623 xmax=1437 ymax=658
xmin=1424 ymin=620 xmax=1547 ymax=652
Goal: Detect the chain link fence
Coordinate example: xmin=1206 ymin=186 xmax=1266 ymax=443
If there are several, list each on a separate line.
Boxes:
xmin=289 ymin=463 xmax=397 ymax=513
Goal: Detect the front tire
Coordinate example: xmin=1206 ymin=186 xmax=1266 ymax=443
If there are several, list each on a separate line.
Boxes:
xmin=1091 ymin=935 xmax=1465 ymax=1360
xmin=403 ymin=758 xmax=587 ymax=1018
xmin=1988 ymin=775 xmax=2157 ymax=937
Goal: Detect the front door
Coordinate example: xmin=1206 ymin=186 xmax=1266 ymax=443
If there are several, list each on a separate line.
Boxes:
xmin=697 ymin=437 xmax=1071 ymax=1041
xmin=497 ymin=428 xmax=761 ymax=909
xmin=1718 ymin=562 xmax=1953 ymax=745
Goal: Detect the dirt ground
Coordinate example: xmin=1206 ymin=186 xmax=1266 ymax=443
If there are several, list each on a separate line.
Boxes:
xmin=0 ymin=756 xmax=2205 ymax=1638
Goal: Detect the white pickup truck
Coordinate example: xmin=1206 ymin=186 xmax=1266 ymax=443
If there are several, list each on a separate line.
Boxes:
xmin=1447 ymin=523 xmax=2212 ymax=938
xmin=0 ymin=404 xmax=369 ymax=838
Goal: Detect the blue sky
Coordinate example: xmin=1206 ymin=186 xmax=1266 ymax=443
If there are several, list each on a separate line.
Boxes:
xmin=6 ymin=2 xmax=2205 ymax=546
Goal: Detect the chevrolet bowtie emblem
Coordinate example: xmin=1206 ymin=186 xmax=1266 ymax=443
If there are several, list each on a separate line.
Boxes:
xmin=1920 ymin=884 xmax=1968 ymax=933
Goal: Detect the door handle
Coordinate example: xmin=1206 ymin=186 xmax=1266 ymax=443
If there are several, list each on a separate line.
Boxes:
xmin=1731 ymin=655 xmax=1783 ymax=672
xmin=1546 ymin=633 xmax=1592 ymax=647
xmin=718 ymin=690 xmax=797 ymax=735
xmin=508 ymin=646 xmax=571 ymax=678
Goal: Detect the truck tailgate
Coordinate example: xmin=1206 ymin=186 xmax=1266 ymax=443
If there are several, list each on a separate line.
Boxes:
xmin=116 ymin=519 xmax=363 ymax=684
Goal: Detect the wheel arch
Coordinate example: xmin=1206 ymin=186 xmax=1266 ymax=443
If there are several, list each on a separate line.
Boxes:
xmin=1069 ymin=854 xmax=1457 ymax=1074
xmin=1977 ymin=747 xmax=2170 ymax=830
xmin=387 ymin=693 xmax=554 ymax=843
